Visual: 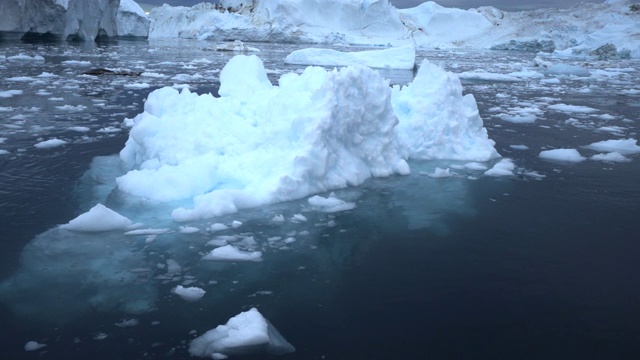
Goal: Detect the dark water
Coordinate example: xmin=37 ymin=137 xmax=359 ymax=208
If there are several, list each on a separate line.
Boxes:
xmin=1 ymin=40 xmax=639 ymax=359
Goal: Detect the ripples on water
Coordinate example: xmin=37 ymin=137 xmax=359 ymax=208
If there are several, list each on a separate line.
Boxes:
xmin=1 ymin=39 xmax=639 ymax=359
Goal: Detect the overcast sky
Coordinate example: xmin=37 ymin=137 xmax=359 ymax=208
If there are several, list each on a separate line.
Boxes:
xmin=139 ymin=0 xmax=606 ymax=11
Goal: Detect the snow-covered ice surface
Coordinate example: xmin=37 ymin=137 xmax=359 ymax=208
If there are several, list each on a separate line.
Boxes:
xmin=1 ymin=35 xmax=640 ymax=359
xmin=148 ymin=0 xmax=640 ymax=58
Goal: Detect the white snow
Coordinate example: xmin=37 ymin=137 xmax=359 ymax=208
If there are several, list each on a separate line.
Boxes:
xmin=60 ymin=203 xmax=133 ymax=232
xmin=285 ymin=45 xmax=416 ymax=70
xmin=173 ymin=285 xmax=206 ymax=302
xmin=202 ymin=245 xmax=263 ymax=262
xmin=585 ymin=138 xmax=640 ymax=155
xmin=189 ymin=308 xmax=295 ymax=358
xmin=117 ymin=0 xmax=151 ymax=38
xmin=116 ymin=55 xmax=496 ymax=221
xmin=539 ymin=148 xmax=586 ymax=163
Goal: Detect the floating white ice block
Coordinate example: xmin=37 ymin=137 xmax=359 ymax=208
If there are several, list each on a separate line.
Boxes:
xmin=60 ymin=204 xmax=132 ymax=232
xmin=189 ymin=308 xmax=295 ymax=358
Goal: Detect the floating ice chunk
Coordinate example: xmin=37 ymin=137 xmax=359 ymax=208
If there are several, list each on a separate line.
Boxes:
xmin=124 ymin=82 xmax=150 ymax=89
xmin=585 ymin=138 xmax=640 ymax=155
xmin=55 ymin=104 xmax=87 ymax=112
xmin=62 ymin=60 xmax=92 ymax=66
xmin=290 ymin=214 xmax=307 ymax=223
xmin=484 ymin=159 xmax=515 ymax=176
xmin=307 ymin=193 xmax=356 ymax=212
xmin=271 ymin=215 xmax=285 ymax=223
xmin=0 ymin=90 xmax=23 ymax=98
xmin=60 ymin=204 xmax=132 ymax=232
xmin=547 ymin=104 xmax=598 ymax=113
xmin=8 ymin=54 xmax=44 ymax=61
xmin=93 ymin=333 xmax=108 ymax=340
xmin=24 ymin=341 xmax=46 ymax=351
xmin=34 ymin=138 xmax=67 ymax=149
xmin=509 ymin=145 xmax=529 ymax=150
xmin=545 ymin=64 xmax=590 ymax=77
xmin=216 ymin=40 xmax=260 ymax=52
xmin=590 ymin=152 xmax=631 ymax=162
xmin=115 ymin=318 xmax=139 ymax=327
xmin=428 ymin=167 xmax=454 ymax=178
xmin=285 ymin=45 xmax=416 ymax=70
xmin=463 ymin=162 xmax=488 ymax=171
xmin=179 ymin=226 xmax=200 ymax=234
xmin=124 ymin=228 xmax=170 ymax=235
xmin=189 ymin=307 xmax=295 ymax=358
xmin=209 ymin=223 xmax=229 ymax=232
xmin=202 ymin=245 xmax=262 ymax=262
xmin=499 ymin=113 xmax=537 ymax=123
xmin=166 ymin=259 xmax=182 ymax=275
xmin=539 ymin=148 xmax=586 ymax=163
xmin=173 ymin=285 xmax=206 ymax=302
xmin=231 ymin=220 xmax=243 ymax=228
xmin=68 ymin=126 xmax=91 ymax=132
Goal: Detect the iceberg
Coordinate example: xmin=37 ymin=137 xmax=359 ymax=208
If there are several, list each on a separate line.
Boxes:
xmin=189 ymin=308 xmax=295 ymax=358
xmin=0 ymin=0 xmax=149 ymax=41
xmin=116 ymin=55 xmax=497 ymax=222
xmin=284 ymin=45 xmax=416 ymax=70
xmin=148 ymin=0 xmax=640 ymax=58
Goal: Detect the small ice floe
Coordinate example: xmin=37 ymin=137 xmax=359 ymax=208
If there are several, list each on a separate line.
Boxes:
xmin=509 ymin=145 xmax=529 ymax=150
xmin=124 ymin=228 xmax=170 ymax=236
xmin=166 ymin=259 xmax=182 ymax=275
xmin=0 ymin=90 xmax=23 ymax=98
xmin=290 ymin=214 xmax=307 ymax=223
xmin=179 ymin=226 xmax=200 ymax=234
xmin=172 ymin=285 xmax=206 ymax=302
xmin=539 ymin=148 xmax=586 ymax=163
xmin=231 ymin=220 xmax=243 ymax=228
xmin=24 ymin=341 xmax=46 ymax=351
xmin=55 ymin=104 xmax=87 ymax=112
xmin=547 ymin=103 xmax=598 ymax=114
xmin=463 ymin=162 xmax=489 ymax=171
xmin=93 ymin=333 xmax=108 ymax=340
xmin=60 ymin=204 xmax=132 ymax=232
xmin=8 ymin=54 xmax=44 ymax=61
xmin=124 ymin=82 xmax=150 ymax=89
xmin=215 ymin=40 xmax=260 ymax=52
xmin=307 ymin=193 xmax=356 ymax=212
xmin=209 ymin=223 xmax=229 ymax=232
xmin=115 ymin=318 xmax=139 ymax=328
xmin=34 ymin=138 xmax=67 ymax=149
xmin=427 ymin=167 xmax=455 ymax=178
xmin=271 ymin=214 xmax=285 ymax=223
xmin=62 ymin=60 xmax=91 ymax=66
xmin=188 ymin=308 xmax=294 ymax=358
xmin=483 ymin=159 xmax=515 ymax=176
xmin=585 ymin=138 xmax=640 ymax=155
xmin=202 ymin=245 xmax=262 ymax=262
xmin=590 ymin=152 xmax=631 ymax=162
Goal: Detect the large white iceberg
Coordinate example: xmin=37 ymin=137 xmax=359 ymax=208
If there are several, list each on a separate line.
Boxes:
xmin=148 ymin=0 xmax=640 ymax=57
xmin=117 ymin=55 xmax=497 ymax=222
xmin=189 ymin=308 xmax=295 ymax=358
xmin=0 ymin=0 xmax=149 ymax=41
xmin=149 ymin=0 xmax=408 ymax=45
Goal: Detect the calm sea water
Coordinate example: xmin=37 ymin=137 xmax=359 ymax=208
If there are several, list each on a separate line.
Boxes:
xmin=1 ymin=39 xmax=639 ymax=359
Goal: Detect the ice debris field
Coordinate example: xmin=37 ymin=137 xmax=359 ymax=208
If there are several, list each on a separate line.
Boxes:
xmin=1 ymin=0 xmax=640 ymax=358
